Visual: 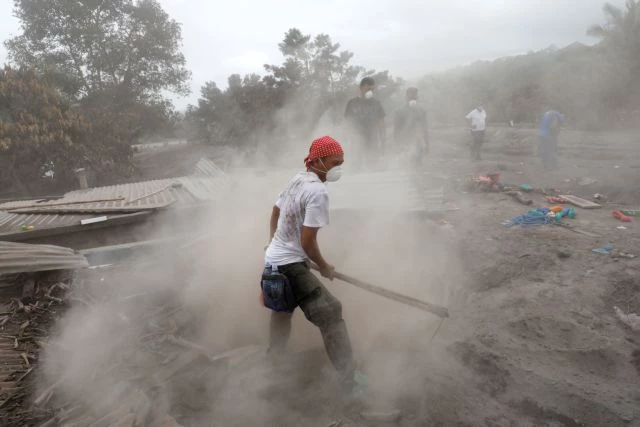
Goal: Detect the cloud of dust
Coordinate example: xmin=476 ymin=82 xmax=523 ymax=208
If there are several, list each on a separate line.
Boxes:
xmin=35 ymin=87 xmax=467 ymax=425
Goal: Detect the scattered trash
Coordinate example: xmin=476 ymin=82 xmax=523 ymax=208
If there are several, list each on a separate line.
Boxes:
xmin=556 ymin=207 xmax=576 ymax=220
xmin=546 ymin=196 xmax=568 ymax=204
xmin=505 ymin=190 xmax=533 ymax=205
xmin=617 ymin=226 xmax=627 ymax=230
xmin=614 ymin=165 xmax=621 ymax=169
xmin=578 ymin=177 xmax=597 ymax=186
xmin=559 ymin=195 xmax=601 ymax=209
xmin=519 ymin=184 xmax=533 ymax=192
xmin=614 ymin=252 xmax=636 ymax=259
xmin=20 ymin=225 xmax=35 ymax=231
xmin=592 ymin=243 xmax=613 ymax=255
xmin=612 ymin=210 xmax=632 ymax=222
xmin=621 ymin=209 xmax=640 ymax=217
xmin=504 ymin=208 xmax=558 ymax=227
xmin=593 ymin=193 xmax=607 ymax=202
xmin=614 ymin=306 xmax=640 ymax=331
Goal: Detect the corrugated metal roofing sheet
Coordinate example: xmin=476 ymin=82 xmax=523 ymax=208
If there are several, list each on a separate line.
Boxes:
xmin=0 ymin=211 xmax=93 ymax=231
xmin=192 ymin=158 xmax=226 ymax=178
xmin=0 ymin=211 xmax=151 ymax=240
xmin=0 ymin=241 xmax=88 ymax=275
xmin=0 ymin=176 xmax=228 ymax=215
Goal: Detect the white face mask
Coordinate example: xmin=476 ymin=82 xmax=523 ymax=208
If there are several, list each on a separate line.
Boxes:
xmin=409 ymin=100 xmax=417 ymax=106
xmin=364 ymin=90 xmax=373 ymax=99
xmin=317 ymin=159 xmax=343 ymax=183
xmin=326 ymin=165 xmax=342 ymax=182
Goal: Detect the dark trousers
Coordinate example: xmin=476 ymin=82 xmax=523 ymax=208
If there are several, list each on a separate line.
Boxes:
xmin=268 ymin=262 xmax=355 ymax=381
xmin=470 ymin=130 xmax=485 ymax=160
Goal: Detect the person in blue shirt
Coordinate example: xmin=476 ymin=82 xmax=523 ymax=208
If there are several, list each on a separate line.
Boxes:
xmin=539 ymin=110 xmax=564 ymax=170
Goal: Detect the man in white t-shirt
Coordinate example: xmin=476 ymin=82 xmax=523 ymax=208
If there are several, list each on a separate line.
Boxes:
xmin=465 ymin=106 xmax=487 ymax=160
xmin=263 ymin=136 xmax=360 ymax=393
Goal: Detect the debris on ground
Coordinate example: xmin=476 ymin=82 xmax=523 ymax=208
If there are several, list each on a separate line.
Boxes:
xmin=593 ymin=193 xmax=608 ymax=202
xmin=614 ymin=306 xmax=640 ymax=331
xmin=612 ymin=210 xmax=633 ymax=222
xmin=547 ymin=196 xmax=569 ymax=204
xmin=559 ymin=195 xmax=601 ymax=209
xmin=621 ymin=209 xmax=640 ymax=217
xmin=592 ymin=243 xmax=614 ymax=255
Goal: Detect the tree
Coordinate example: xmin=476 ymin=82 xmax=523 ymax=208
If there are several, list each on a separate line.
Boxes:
xmin=6 ymin=0 xmax=191 ymax=101
xmin=3 ymin=0 xmax=191 ymax=193
xmin=188 ymin=29 xmax=401 ymax=151
xmin=588 ymin=0 xmax=640 ymax=112
xmin=0 ymin=67 xmax=93 ymax=196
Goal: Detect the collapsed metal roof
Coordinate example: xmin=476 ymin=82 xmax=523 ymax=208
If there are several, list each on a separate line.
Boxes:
xmin=0 ymin=241 xmax=88 ymax=275
xmin=0 ymin=159 xmax=230 ymax=241
xmin=0 ymin=176 xmax=228 ymax=215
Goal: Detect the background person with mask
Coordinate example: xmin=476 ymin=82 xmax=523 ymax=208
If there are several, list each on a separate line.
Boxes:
xmin=263 ymin=136 xmax=364 ymax=395
xmin=465 ymin=105 xmax=487 ymax=161
xmin=344 ymin=77 xmax=386 ymax=166
xmin=394 ymin=87 xmax=429 ymax=168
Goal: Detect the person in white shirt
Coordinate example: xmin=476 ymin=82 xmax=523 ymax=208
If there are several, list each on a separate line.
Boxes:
xmin=262 ymin=135 xmax=361 ymax=393
xmin=465 ymin=106 xmax=487 ymax=160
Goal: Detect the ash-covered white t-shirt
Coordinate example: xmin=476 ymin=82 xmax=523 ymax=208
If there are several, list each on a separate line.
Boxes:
xmin=466 ymin=108 xmax=487 ymax=131
xmin=265 ymin=172 xmax=330 ymax=266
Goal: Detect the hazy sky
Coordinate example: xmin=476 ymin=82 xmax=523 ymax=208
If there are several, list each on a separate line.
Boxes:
xmin=0 ymin=0 xmax=620 ymax=108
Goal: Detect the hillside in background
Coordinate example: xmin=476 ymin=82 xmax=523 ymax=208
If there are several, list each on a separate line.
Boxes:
xmin=417 ymin=42 xmax=632 ymax=129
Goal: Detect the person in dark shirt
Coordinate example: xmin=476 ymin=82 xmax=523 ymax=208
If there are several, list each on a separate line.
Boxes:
xmin=394 ymin=87 xmax=428 ymax=167
xmin=344 ymin=77 xmax=386 ymax=164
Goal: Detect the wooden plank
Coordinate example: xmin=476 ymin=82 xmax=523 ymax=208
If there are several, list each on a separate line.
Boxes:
xmin=558 ymin=195 xmax=601 ymax=209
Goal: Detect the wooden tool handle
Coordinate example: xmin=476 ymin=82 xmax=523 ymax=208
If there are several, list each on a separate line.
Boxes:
xmin=310 ymin=264 xmax=449 ymax=318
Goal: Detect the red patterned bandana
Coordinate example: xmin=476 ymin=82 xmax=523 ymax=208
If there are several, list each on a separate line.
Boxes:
xmin=304 ymin=136 xmax=344 ymax=168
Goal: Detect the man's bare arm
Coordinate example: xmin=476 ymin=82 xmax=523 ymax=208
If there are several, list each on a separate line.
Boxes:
xmin=301 ymin=226 xmax=334 ymax=279
xmin=270 ymin=206 xmax=280 ymax=241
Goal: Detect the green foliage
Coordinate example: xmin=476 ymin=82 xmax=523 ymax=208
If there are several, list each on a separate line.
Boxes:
xmin=0 ymin=67 xmax=93 ymax=195
xmin=587 ymin=0 xmax=640 ymax=113
xmin=6 ymin=0 xmax=191 ymax=100
xmin=3 ymin=0 xmax=191 ymax=195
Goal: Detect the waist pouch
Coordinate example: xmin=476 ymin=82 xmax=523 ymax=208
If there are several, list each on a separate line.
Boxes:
xmin=261 ymin=265 xmax=297 ymax=313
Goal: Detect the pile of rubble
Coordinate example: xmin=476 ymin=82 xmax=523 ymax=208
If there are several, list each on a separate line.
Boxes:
xmin=0 ymin=258 xmax=239 ymax=427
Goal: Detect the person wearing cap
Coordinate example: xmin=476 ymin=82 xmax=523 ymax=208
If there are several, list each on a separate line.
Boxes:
xmin=262 ymin=136 xmax=361 ymax=393
xmin=344 ymin=77 xmax=386 ymax=165
xmin=394 ymin=87 xmax=429 ymax=167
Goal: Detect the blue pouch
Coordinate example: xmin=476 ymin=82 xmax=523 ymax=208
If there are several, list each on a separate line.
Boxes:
xmin=261 ymin=265 xmax=297 ymax=313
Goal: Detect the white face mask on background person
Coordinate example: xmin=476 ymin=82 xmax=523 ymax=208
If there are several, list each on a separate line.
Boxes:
xmin=409 ymin=100 xmax=417 ymax=106
xmin=364 ymin=90 xmax=373 ymax=99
